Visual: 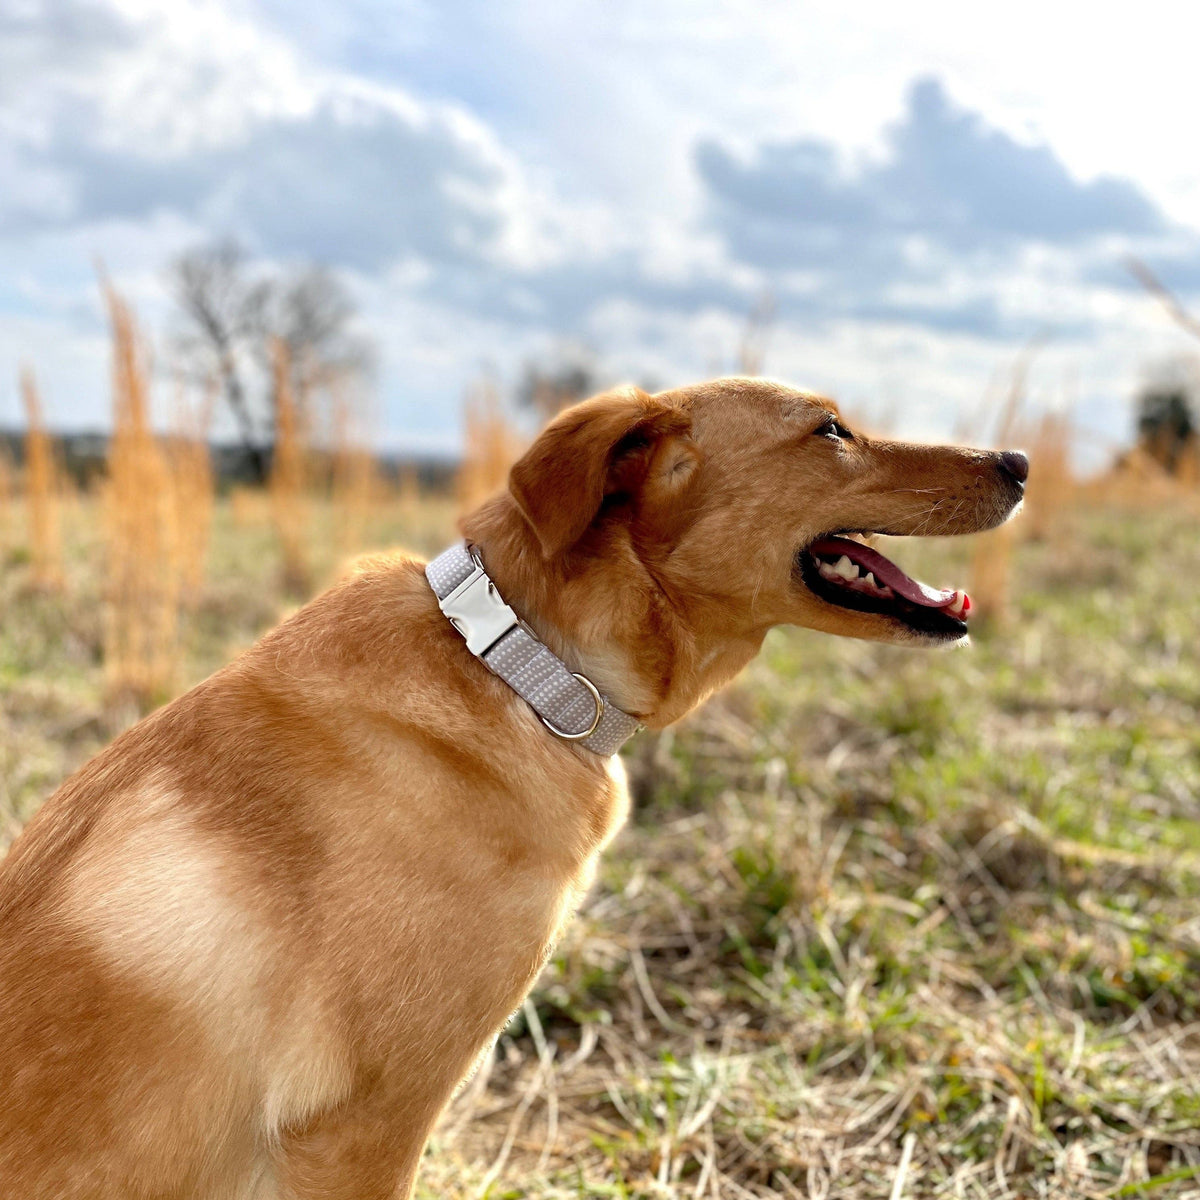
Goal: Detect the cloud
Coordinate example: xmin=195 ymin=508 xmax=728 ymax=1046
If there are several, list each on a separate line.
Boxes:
xmin=3 ymin=4 xmax=1197 ymax=456
xmin=41 ymin=96 xmax=508 ymax=272
xmin=0 ymin=0 xmax=753 ymax=328
xmin=0 ymin=1 xmax=542 ymax=276
xmin=0 ymin=0 xmax=132 ymax=101
xmin=698 ymin=77 xmax=1165 ymax=270
xmin=689 ymin=78 xmax=1186 ymax=339
xmin=9 ymin=13 xmax=1170 ymax=347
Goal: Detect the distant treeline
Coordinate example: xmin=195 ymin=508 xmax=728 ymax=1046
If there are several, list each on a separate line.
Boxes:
xmin=0 ymin=429 xmax=458 ymax=494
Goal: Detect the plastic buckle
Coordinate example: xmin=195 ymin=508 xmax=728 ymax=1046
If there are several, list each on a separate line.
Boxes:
xmin=439 ymin=558 xmax=519 ymax=656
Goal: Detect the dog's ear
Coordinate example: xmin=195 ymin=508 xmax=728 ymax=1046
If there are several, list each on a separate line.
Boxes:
xmin=509 ymin=387 xmax=697 ymax=558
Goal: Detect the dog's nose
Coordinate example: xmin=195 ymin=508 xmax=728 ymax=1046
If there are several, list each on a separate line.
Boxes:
xmin=998 ymin=450 xmax=1029 ymax=485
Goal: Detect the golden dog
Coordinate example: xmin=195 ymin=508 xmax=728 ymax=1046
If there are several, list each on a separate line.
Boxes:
xmin=0 ymin=378 xmax=1026 ymax=1198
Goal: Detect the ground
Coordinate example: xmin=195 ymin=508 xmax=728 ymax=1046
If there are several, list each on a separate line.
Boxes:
xmin=2 ymin=494 xmax=1199 ymax=1198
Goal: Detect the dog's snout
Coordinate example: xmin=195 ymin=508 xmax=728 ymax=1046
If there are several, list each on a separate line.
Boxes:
xmin=997 ymin=450 xmax=1029 ymax=486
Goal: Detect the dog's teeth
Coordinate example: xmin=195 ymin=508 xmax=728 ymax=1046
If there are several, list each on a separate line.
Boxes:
xmin=863 ymin=571 xmax=877 ymax=589
xmin=819 ymin=561 xmax=838 ymax=580
xmin=833 ymin=555 xmax=858 ymax=581
xmin=946 ymin=589 xmax=968 ymax=617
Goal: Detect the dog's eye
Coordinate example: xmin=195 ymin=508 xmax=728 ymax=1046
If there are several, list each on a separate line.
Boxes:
xmin=816 ymin=416 xmax=853 ymax=441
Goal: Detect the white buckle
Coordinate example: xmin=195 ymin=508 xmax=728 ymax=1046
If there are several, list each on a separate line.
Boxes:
xmin=438 ymin=555 xmax=519 ymax=656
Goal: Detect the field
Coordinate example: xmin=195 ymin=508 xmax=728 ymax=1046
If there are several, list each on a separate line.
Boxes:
xmin=2 ymin=491 xmax=1199 ymax=1198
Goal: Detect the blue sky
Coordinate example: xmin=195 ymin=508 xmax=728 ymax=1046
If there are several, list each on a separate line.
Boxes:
xmin=3 ymin=0 xmax=1200 ymax=459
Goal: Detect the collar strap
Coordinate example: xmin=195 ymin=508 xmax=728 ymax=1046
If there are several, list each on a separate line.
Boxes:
xmin=425 ymin=542 xmax=642 ymax=757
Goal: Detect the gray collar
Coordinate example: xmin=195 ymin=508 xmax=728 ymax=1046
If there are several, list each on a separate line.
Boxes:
xmin=425 ymin=542 xmax=642 ymax=757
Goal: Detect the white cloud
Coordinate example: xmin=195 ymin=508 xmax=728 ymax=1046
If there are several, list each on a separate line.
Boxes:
xmin=3 ymin=0 xmax=1200 ymax=459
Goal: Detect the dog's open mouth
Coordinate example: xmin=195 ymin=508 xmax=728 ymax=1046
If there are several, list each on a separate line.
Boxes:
xmin=799 ymin=535 xmax=971 ymax=638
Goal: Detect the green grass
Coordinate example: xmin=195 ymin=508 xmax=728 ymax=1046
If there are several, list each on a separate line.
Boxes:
xmin=3 ymin=495 xmax=1200 ymax=1197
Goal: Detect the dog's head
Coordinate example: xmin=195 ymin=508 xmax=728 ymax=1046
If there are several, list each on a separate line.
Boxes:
xmin=465 ymin=378 xmax=1026 ymax=724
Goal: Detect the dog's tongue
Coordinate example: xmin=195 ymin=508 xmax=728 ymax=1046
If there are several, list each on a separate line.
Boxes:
xmin=810 ymin=536 xmax=962 ymax=609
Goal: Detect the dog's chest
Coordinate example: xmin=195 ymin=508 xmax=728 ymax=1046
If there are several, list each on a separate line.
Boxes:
xmin=408 ymin=754 xmax=631 ymax=1037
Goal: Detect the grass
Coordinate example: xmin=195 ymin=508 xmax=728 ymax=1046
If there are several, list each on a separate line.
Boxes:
xmin=2 ymin=493 xmax=1200 ymax=1197
xmin=18 ymin=368 xmax=62 ymax=592
xmin=103 ymin=284 xmax=184 ymax=704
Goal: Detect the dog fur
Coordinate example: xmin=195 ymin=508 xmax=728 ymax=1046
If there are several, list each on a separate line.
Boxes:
xmin=0 ymin=378 xmax=1025 ymax=1198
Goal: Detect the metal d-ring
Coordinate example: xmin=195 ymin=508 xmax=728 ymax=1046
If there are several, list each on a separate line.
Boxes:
xmin=540 ymin=673 xmax=604 ymax=741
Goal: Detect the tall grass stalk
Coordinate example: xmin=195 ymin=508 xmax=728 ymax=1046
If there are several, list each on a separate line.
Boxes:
xmin=457 ymin=378 xmax=523 ymax=513
xmin=330 ymin=384 xmax=378 ymax=557
xmin=0 ymin=443 xmax=11 ymax=550
xmin=102 ymin=285 xmax=182 ymax=704
xmin=966 ymin=368 xmax=1027 ymax=627
xmin=19 ymin=368 xmax=62 ymax=591
xmin=396 ymin=465 xmax=421 ymax=515
xmin=1081 ymin=444 xmax=1200 ymax=511
xmin=1022 ymin=411 xmax=1075 ymax=542
xmin=269 ymin=338 xmax=311 ymax=594
xmin=169 ymin=380 xmax=215 ymax=602
xmin=1176 ymin=435 xmax=1200 ymax=488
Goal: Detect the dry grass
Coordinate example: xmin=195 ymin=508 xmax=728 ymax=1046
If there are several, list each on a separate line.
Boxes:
xmin=331 ymin=384 xmax=381 ymax=557
xmin=269 ymin=338 xmax=312 ymax=595
xmin=102 ymin=284 xmax=183 ymax=705
xmin=169 ymin=381 xmax=216 ymax=602
xmin=230 ymin=484 xmax=271 ymax=528
xmin=18 ymin=368 xmax=62 ymax=591
xmin=397 ymin=464 xmax=422 ymax=516
xmin=1081 ymin=447 xmax=1200 ymax=514
xmin=4 ymin=493 xmax=1197 ymax=1197
xmin=968 ymin=521 xmax=1016 ymax=628
xmin=1022 ymin=412 xmax=1075 ymax=543
xmin=0 ymin=442 xmax=14 ymax=551
xmin=408 ymin=504 xmax=1200 ymax=1198
xmin=1176 ymin=438 xmax=1200 ymax=487
xmin=3 ymin=374 xmax=1200 ymax=1196
xmin=457 ymin=377 xmax=524 ymax=511
xmin=971 ymin=414 xmax=1075 ymax=627
xmin=738 ymin=291 xmax=776 ymax=376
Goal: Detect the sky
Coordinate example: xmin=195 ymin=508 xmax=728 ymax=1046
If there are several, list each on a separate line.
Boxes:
xmin=3 ymin=0 xmax=1200 ymax=461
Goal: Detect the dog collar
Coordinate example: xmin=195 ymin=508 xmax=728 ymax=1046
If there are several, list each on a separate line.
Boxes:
xmin=425 ymin=542 xmax=642 ymax=757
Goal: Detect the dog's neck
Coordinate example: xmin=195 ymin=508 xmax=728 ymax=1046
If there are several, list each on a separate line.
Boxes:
xmin=460 ymin=498 xmax=769 ymax=729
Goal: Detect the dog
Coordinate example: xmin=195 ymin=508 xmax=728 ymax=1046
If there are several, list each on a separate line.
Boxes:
xmin=0 ymin=378 xmax=1026 ymax=1198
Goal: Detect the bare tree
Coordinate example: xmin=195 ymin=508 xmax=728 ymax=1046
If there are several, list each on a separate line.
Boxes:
xmin=517 ymin=359 xmax=596 ymax=422
xmin=170 ymin=241 xmax=270 ymax=479
xmin=169 ymin=241 xmax=373 ymax=481
xmin=250 ymin=266 xmax=374 ymax=418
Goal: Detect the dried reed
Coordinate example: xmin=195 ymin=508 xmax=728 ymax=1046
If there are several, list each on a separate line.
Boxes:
xmin=737 ymin=291 xmax=776 ymax=376
xmin=269 ymin=338 xmax=311 ymax=594
xmin=102 ymin=284 xmax=182 ymax=704
xmin=169 ymin=380 xmax=216 ymax=602
xmin=1079 ymin=444 xmax=1200 ymax=512
xmin=396 ymin=465 xmax=421 ymax=515
xmin=0 ymin=443 xmax=12 ymax=549
xmin=968 ymin=520 xmax=1014 ymax=626
xmin=330 ymin=384 xmax=379 ymax=556
xmin=1021 ymin=410 xmax=1074 ymax=542
xmin=19 ymin=368 xmax=62 ymax=590
xmin=1176 ymin=434 xmax=1200 ymax=487
xmin=230 ymin=485 xmax=269 ymax=528
xmin=457 ymin=378 xmax=523 ymax=513
xmin=966 ymin=337 xmax=1047 ymax=625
